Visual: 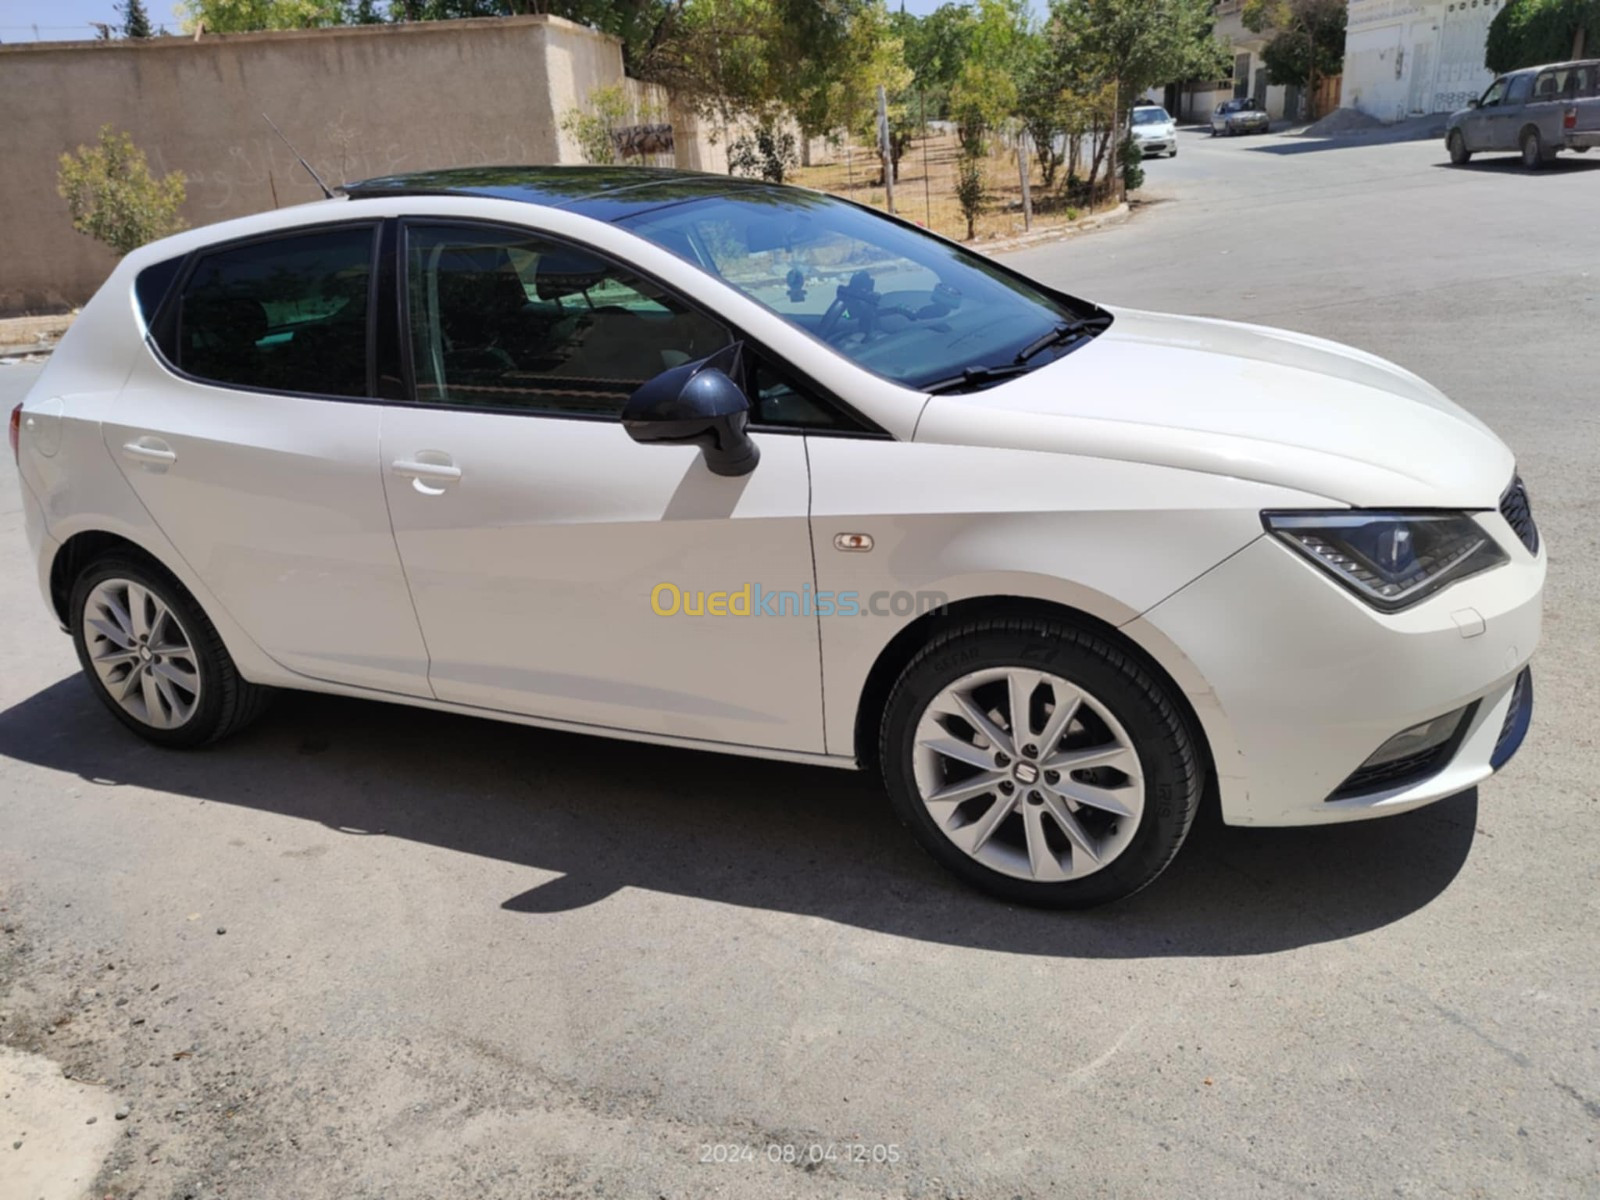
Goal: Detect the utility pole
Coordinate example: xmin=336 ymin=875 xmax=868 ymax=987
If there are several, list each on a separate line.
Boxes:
xmin=876 ymin=84 xmax=895 ymax=215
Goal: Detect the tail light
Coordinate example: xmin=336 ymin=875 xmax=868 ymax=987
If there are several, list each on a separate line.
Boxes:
xmin=1565 ymin=106 xmax=1577 ymax=130
xmin=8 ymin=404 xmax=20 ymax=463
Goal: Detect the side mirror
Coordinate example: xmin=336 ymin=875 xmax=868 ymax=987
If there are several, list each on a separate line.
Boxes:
xmin=1468 ymin=98 xmax=1480 ymax=108
xmin=622 ymin=343 xmax=760 ymax=477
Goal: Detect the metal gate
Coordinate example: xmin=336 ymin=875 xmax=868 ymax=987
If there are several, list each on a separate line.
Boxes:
xmin=1408 ymin=40 xmax=1434 ymax=113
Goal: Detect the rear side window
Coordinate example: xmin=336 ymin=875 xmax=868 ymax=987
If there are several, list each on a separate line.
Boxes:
xmin=174 ymin=225 xmax=376 ymax=398
xmin=135 ymin=256 xmax=184 ymax=329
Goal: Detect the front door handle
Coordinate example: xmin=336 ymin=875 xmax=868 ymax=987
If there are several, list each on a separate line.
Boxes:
xmin=122 ymin=437 xmax=177 ymax=470
xmin=391 ymin=453 xmax=461 ymax=496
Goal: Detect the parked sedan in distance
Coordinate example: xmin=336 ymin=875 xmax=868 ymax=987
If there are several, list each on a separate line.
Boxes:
xmin=1131 ymin=104 xmax=1178 ymax=157
xmin=13 ymin=166 xmax=1543 ymax=909
xmin=1212 ymin=97 xmax=1272 ymax=136
xmin=1446 ymin=59 xmax=1600 ymax=168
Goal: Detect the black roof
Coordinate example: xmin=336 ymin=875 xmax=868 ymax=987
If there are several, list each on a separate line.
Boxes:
xmin=340 ymin=165 xmax=794 ymax=221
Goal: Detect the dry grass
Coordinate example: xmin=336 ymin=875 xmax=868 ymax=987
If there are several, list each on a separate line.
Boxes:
xmin=791 ymin=130 xmax=1117 ymax=244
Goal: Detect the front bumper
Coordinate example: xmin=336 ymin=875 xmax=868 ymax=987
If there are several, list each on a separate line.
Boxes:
xmin=1131 ymin=508 xmax=1543 ymax=826
xmin=1136 ymin=136 xmax=1175 ymax=154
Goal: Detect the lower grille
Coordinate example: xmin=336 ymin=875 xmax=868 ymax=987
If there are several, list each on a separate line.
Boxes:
xmin=1499 ymin=475 xmax=1539 ymax=554
xmin=1329 ymin=703 xmax=1478 ymax=800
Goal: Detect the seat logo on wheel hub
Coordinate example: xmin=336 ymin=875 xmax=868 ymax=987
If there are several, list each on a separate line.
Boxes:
xmin=1013 ymin=761 xmax=1040 ymax=785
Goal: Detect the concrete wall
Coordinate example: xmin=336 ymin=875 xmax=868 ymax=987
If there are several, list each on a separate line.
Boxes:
xmin=0 ymin=15 xmax=719 ymax=315
xmin=1342 ymin=0 xmax=1503 ymax=123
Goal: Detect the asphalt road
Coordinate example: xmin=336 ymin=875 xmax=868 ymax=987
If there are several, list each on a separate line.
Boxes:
xmin=2 ymin=127 xmax=1597 ymax=1199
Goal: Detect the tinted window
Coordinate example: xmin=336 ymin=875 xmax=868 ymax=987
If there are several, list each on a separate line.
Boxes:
xmin=176 ymin=226 xmax=374 ymax=397
xmin=621 ymin=191 xmax=1098 ymax=393
xmin=1507 ymin=74 xmax=1533 ymax=103
xmin=405 ymin=223 xmax=730 ymax=417
xmin=135 ymin=256 xmax=184 ymax=328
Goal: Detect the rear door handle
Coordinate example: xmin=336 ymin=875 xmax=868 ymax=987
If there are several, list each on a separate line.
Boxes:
xmin=122 ymin=437 xmax=177 ymax=469
xmin=391 ymin=454 xmax=462 ymax=496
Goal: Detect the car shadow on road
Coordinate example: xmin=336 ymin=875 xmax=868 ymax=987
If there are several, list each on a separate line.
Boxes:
xmin=1429 ymin=156 xmax=1600 ymax=173
xmin=0 ymin=676 xmax=1479 ymax=959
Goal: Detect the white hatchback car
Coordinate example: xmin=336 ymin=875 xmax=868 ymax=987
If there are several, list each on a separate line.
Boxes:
xmin=13 ymin=167 xmax=1542 ymax=907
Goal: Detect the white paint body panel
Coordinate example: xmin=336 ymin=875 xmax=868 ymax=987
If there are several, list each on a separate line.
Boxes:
xmin=14 ymin=188 xmax=1545 ymax=831
xmin=380 ymin=409 xmax=822 ymax=749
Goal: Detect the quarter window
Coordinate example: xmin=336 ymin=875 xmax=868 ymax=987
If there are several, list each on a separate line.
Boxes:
xmin=404 ymin=224 xmax=730 ymax=417
xmin=176 ymin=226 xmax=375 ymax=397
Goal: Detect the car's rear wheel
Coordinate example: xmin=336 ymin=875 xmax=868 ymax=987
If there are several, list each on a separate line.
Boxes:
xmin=1447 ymin=130 xmax=1472 ymax=165
xmin=70 ymin=556 xmax=271 ymax=748
xmin=1520 ymin=127 xmax=1553 ymax=169
xmin=879 ymin=617 xmax=1203 ymax=908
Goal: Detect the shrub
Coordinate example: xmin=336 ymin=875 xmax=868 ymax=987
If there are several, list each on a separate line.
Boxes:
xmin=560 ymin=85 xmax=634 ymax=166
xmin=57 ymin=126 xmax=186 ymax=257
xmin=955 ymin=153 xmax=986 ymax=240
xmin=1119 ymin=133 xmax=1145 ymax=194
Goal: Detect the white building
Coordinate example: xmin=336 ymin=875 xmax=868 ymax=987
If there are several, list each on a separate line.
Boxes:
xmin=1342 ymin=0 xmax=1505 ymax=122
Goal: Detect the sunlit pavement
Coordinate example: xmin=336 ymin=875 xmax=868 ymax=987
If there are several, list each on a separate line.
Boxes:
xmin=0 ymin=129 xmax=1596 ymax=1197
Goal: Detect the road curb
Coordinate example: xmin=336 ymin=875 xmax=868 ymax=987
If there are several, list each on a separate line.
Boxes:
xmin=980 ymin=203 xmax=1131 ymax=256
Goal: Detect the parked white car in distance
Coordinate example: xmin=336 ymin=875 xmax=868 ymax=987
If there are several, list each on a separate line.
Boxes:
xmin=1131 ymin=105 xmax=1178 ymax=157
xmin=11 ymin=167 xmax=1543 ymax=908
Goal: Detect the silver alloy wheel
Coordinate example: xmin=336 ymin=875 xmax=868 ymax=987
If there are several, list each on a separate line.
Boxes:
xmin=912 ymin=667 xmax=1145 ymax=883
xmin=83 ymin=578 xmax=202 ymax=730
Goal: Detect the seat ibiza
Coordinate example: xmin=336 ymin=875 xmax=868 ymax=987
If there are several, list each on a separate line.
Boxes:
xmin=12 ymin=167 xmax=1542 ymax=907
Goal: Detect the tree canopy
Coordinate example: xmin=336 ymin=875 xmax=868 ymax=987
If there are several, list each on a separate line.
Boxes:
xmin=1485 ymin=0 xmax=1599 ymax=70
xmin=1242 ymin=0 xmax=1346 ymax=93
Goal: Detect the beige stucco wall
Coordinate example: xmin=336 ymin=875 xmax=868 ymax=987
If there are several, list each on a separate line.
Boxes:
xmin=0 ymin=14 xmax=719 ymax=315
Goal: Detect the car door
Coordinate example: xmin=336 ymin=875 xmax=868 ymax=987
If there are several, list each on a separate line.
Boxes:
xmin=105 ymin=221 xmax=432 ymax=697
xmin=1463 ymin=77 xmax=1507 ymax=149
xmin=1490 ymin=73 xmax=1532 ymax=148
xmin=379 ymin=220 xmax=824 ymax=751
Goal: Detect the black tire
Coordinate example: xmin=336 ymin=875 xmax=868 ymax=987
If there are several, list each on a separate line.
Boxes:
xmin=70 ymin=555 xmax=272 ymax=748
xmin=878 ymin=617 xmax=1203 ymax=908
xmin=1447 ymin=130 xmax=1472 ymax=165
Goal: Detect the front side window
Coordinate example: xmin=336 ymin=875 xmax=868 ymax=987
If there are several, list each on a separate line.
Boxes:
xmin=176 ymin=225 xmax=374 ymax=397
xmin=1480 ymin=79 xmax=1507 ymax=107
xmin=1506 ymin=74 xmax=1533 ymax=103
xmin=621 ymin=191 xmax=1100 ymax=393
xmin=404 ymin=223 xmax=730 ymax=417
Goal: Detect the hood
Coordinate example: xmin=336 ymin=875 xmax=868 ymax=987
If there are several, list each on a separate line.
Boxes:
xmin=913 ymin=308 xmax=1515 ymax=508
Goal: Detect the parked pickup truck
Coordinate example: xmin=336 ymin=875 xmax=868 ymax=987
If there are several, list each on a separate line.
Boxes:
xmin=1446 ymin=59 xmax=1600 ymax=169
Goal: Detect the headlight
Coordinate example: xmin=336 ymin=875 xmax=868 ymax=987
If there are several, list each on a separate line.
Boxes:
xmin=1262 ymin=511 xmax=1508 ymax=611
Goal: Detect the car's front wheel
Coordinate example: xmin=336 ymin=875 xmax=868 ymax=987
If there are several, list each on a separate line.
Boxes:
xmin=1447 ymin=130 xmax=1472 ymax=165
xmin=70 ymin=556 xmax=271 ymax=748
xmin=879 ymin=617 xmax=1203 ymax=908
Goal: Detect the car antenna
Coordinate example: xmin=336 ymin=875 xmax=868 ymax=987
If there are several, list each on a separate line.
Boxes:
xmin=261 ymin=113 xmax=334 ymax=200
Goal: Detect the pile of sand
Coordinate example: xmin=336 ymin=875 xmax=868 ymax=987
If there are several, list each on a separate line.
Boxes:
xmin=1301 ymin=107 xmax=1385 ymax=136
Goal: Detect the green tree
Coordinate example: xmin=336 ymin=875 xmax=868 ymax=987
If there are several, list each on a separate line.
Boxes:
xmin=894 ymin=2 xmax=976 ymax=118
xmin=947 ymin=0 xmax=1031 ymax=155
xmin=1017 ymin=34 xmax=1070 ymax=187
xmin=119 ymin=0 xmax=155 ymax=37
xmin=57 ymin=126 xmax=187 ymax=257
xmin=1051 ymin=0 xmax=1228 ymax=122
xmin=1243 ymin=0 xmax=1346 ymax=116
xmin=177 ymin=0 xmax=347 ymax=30
xmin=1486 ymin=0 xmax=1600 ymax=70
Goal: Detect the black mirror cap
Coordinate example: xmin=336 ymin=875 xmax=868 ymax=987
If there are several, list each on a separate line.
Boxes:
xmin=622 ymin=343 xmax=760 ymax=477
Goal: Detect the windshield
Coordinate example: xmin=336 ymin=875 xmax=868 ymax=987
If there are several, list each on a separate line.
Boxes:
xmin=1133 ymin=108 xmax=1171 ymax=124
xmin=618 ymin=190 xmax=1102 ymax=392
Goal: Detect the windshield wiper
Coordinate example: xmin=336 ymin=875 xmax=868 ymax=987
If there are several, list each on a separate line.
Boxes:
xmin=922 ymin=363 xmax=1037 ymax=394
xmin=1013 ymin=315 xmax=1108 ymax=365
